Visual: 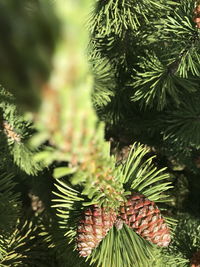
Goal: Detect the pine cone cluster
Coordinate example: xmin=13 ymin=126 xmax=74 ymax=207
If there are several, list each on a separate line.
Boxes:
xmin=191 ymin=250 xmax=200 ymax=267
xmin=77 ymin=193 xmax=171 ymax=257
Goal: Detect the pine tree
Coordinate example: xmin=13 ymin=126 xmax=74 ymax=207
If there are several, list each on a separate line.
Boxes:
xmin=0 ymin=0 xmax=199 ymax=267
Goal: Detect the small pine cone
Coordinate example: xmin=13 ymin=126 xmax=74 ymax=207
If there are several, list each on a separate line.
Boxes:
xmin=28 ymin=192 xmax=45 ymax=214
xmin=193 ymin=4 xmax=200 ymax=29
xmin=119 ymin=193 xmax=171 ymax=247
xmin=77 ymin=205 xmax=117 ymax=257
xmin=191 ymin=250 xmax=200 ymax=267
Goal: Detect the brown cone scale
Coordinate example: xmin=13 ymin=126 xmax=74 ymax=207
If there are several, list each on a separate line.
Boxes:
xmin=77 ymin=205 xmax=116 ymax=257
xmin=191 ymin=250 xmax=200 ymax=267
xmin=119 ymin=193 xmax=171 ymax=247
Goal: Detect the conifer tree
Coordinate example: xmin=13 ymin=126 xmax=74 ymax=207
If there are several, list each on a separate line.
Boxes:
xmin=0 ymin=0 xmax=199 ymax=267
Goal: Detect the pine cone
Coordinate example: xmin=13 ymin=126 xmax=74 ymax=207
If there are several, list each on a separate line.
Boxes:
xmin=77 ymin=205 xmax=117 ymax=257
xmin=191 ymin=250 xmax=200 ymax=267
xmin=193 ymin=4 xmax=200 ymax=29
xmin=119 ymin=193 xmax=171 ymax=247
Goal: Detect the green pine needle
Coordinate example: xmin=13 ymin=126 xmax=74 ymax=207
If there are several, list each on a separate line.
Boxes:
xmin=122 ymin=143 xmax=172 ymax=203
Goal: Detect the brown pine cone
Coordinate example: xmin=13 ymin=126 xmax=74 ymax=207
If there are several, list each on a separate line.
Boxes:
xmin=77 ymin=205 xmax=116 ymax=257
xmin=191 ymin=250 xmax=200 ymax=267
xmin=119 ymin=193 xmax=171 ymax=247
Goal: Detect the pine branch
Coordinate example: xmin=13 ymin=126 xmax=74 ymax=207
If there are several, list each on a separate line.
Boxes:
xmin=131 ymin=51 xmax=199 ymax=110
xmin=52 ymin=143 xmax=174 ymax=266
xmin=122 ymin=143 xmax=172 ymax=202
xmin=0 ymin=87 xmax=46 ymax=175
xmin=156 ymin=91 xmax=200 ymax=148
xmin=0 ymin=172 xmax=21 ymax=233
xmin=90 ymin=0 xmax=170 ymax=37
xmin=90 ymin=57 xmax=115 ymax=110
xmin=161 ymin=0 xmax=200 ymax=78
xmin=90 ymin=224 xmax=156 ymax=267
xmin=162 ymin=213 xmax=200 ymax=265
xmin=0 ymin=220 xmax=37 ymax=267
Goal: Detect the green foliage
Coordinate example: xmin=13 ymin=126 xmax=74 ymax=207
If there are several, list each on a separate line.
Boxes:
xmin=0 ymin=0 xmax=60 ymax=110
xmin=90 ymin=0 xmax=170 ymax=36
xmin=159 ymin=92 xmax=200 ymax=148
xmin=152 ymin=248 xmax=189 ymax=267
xmin=52 ymin=179 xmax=84 ymax=239
xmin=0 ymin=210 xmax=63 ymax=267
xmin=90 ymin=57 xmax=115 ymax=110
xmin=0 ymin=87 xmax=45 ymax=175
xmin=90 ymin=0 xmax=200 ymax=131
xmin=0 ymin=172 xmax=21 ymax=233
xmin=90 ymin=225 xmax=156 ymax=267
xmin=0 ymin=220 xmax=37 ymax=267
xmin=52 ymin=143 xmax=173 ymax=266
xmin=153 ymin=213 xmax=200 ymax=267
xmin=35 ymin=209 xmax=90 ymax=267
xmin=11 ymin=143 xmax=45 ymax=176
xmin=168 ymin=213 xmax=200 ymax=259
xmin=67 ymin=128 xmax=125 ymax=208
xmin=131 ymin=52 xmax=199 ymax=110
xmin=89 ymin=0 xmax=200 ymax=182
xmin=0 ymin=0 xmax=199 ymax=266
xmin=122 ymin=143 xmax=172 ymax=202
xmin=162 ymin=0 xmax=200 ymax=78
xmin=131 ymin=0 xmax=200 ymax=110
